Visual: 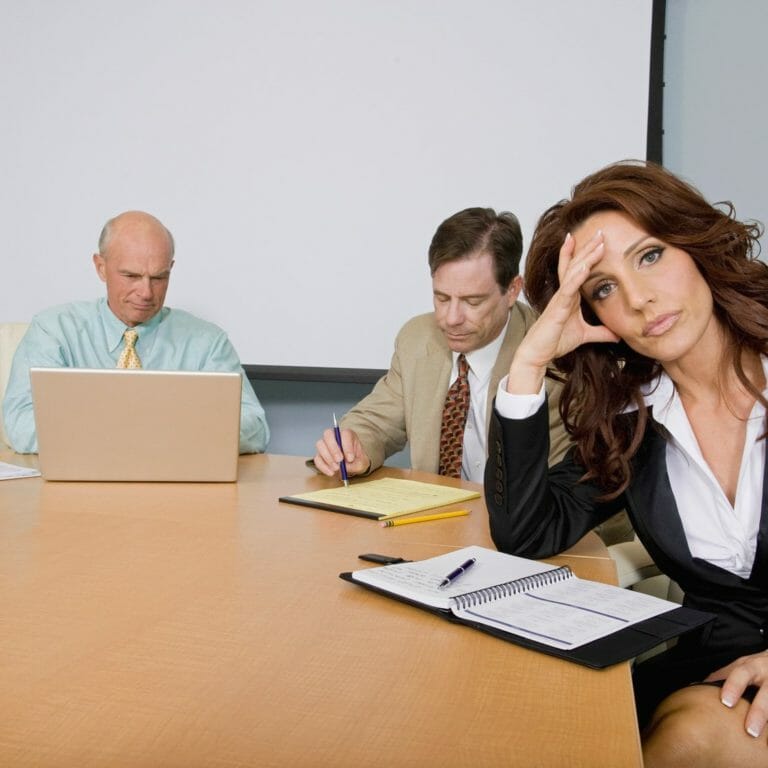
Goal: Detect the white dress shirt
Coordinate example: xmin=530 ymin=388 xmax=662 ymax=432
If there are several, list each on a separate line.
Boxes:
xmin=495 ymin=360 xmax=768 ymax=579
xmin=449 ymin=318 xmax=508 ymax=483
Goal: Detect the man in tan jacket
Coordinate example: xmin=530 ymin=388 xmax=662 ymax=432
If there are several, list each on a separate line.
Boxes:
xmin=313 ymin=207 xmax=570 ymax=483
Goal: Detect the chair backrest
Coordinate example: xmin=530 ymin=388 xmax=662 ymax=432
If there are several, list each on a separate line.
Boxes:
xmin=0 ymin=322 xmax=30 ymax=447
xmin=608 ymin=537 xmax=683 ymax=603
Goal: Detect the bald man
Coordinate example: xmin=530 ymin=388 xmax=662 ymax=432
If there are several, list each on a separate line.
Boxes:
xmin=3 ymin=211 xmax=269 ymax=454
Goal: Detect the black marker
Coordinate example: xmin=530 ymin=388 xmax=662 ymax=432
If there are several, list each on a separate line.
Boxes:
xmin=358 ymin=553 xmax=410 ymax=565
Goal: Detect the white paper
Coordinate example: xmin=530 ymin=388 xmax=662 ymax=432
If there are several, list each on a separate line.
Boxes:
xmin=0 ymin=461 xmax=41 ymax=480
xmin=454 ymin=575 xmax=675 ymax=649
xmin=352 ymin=545 xmax=558 ymax=611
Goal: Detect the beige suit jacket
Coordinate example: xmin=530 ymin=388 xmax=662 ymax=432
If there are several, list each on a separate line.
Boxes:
xmin=341 ymin=303 xmax=570 ymax=474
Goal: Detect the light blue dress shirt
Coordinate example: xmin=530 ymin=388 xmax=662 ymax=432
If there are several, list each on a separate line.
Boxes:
xmin=3 ymin=298 xmax=269 ymax=454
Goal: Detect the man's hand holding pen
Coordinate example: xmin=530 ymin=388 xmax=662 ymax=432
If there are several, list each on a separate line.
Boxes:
xmin=314 ymin=424 xmax=371 ymax=480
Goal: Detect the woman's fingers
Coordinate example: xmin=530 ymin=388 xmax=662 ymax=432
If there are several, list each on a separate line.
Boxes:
xmin=559 ymin=229 xmax=605 ymax=291
xmin=709 ymin=651 xmax=768 ymax=738
xmin=556 ymin=231 xmax=576 ymax=284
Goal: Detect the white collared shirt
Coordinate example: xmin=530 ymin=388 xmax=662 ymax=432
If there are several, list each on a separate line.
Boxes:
xmin=495 ymin=361 xmax=768 ymax=579
xmin=642 ymin=370 xmax=765 ymax=578
xmin=450 ymin=318 xmax=509 ymax=483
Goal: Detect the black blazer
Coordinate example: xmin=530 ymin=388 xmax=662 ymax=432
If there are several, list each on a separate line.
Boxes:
xmin=485 ymin=402 xmax=768 ymax=657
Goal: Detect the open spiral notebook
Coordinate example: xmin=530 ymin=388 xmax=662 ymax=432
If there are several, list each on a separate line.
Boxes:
xmin=341 ymin=545 xmax=715 ymax=668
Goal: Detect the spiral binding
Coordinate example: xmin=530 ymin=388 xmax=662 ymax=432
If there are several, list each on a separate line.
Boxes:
xmin=449 ymin=565 xmax=574 ymax=610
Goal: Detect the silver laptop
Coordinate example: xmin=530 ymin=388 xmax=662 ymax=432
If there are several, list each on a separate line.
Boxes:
xmin=30 ymin=368 xmax=242 ymax=482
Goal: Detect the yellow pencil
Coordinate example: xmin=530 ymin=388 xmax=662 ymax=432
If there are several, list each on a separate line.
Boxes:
xmin=380 ymin=510 xmax=469 ymax=527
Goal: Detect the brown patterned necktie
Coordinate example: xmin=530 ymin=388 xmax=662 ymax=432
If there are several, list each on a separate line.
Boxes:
xmin=438 ymin=354 xmax=470 ymax=478
xmin=117 ymin=329 xmax=142 ymax=369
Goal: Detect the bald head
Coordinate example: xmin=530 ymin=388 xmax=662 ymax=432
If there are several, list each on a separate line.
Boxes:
xmin=93 ymin=211 xmax=175 ymax=327
xmin=98 ymin=211 xmax=175 ymax=259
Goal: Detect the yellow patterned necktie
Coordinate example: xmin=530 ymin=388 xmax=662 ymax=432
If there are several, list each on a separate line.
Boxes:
xmin=117 ymin=329 xmax=142 ymax=369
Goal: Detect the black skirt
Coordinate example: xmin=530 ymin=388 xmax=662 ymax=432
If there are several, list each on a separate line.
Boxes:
xmin=633 ymin=638 xmax=762 ymax=728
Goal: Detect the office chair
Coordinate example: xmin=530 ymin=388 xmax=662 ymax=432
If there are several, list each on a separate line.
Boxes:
xmin=609 ymin=536 xmax=684 ymax=603
xmin=0 ymin=322 xmax=29 ymax=447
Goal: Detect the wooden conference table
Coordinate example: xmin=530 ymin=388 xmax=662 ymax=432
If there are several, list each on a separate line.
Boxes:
xmin=0 ymin=451 xmax=642 ymax=767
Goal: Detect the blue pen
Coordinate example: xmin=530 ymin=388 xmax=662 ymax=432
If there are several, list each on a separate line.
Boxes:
xmin=438 ymin=557 xmax=476 ymax=589
xmin=333 ymin=413 xmax=349 ymax=488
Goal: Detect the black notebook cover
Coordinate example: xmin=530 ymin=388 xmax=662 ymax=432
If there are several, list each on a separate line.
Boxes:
xmin=279 ymin=496 xmax=383 ymax=519
xmin=340 ymin=571 xmax=715 ymax=669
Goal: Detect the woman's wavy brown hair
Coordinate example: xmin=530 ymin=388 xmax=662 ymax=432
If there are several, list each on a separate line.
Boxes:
xmin=525 ymin=160 xmax=767 ymax=497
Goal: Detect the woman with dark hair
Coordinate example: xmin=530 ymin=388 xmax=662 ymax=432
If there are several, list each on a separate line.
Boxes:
xmin=486 ymin=160 xmax=768 ymax=766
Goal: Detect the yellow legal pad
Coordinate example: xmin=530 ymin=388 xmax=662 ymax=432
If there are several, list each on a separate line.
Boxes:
xmin=279 ymin=478 xmax=480 ymax=520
